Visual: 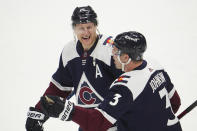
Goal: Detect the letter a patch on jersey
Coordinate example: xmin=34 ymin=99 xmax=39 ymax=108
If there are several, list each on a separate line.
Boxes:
xmin=114 ymin=75 xmax=130 ymax=84
xmin=95 ymin=64 xmax=103 ymax=78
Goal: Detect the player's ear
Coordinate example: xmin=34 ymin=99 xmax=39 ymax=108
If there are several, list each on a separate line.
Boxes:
xmin=122 ymin=54 xmax=130 ymax=62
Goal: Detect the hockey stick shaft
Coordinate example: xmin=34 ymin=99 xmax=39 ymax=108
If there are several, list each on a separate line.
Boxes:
xmin=177 ymin=100 xmax=197 ymax=119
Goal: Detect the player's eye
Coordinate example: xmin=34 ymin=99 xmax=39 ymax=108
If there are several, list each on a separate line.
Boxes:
xmin=112 ymin=50 xmax=121 ymax=56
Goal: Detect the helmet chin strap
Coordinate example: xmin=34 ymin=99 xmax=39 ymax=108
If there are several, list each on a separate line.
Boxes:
xmin=117 ymin=56 xmax=131 ymax=72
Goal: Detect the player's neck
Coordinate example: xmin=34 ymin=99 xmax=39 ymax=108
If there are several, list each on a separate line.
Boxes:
xmin=124 ymin=61 xmax=143 ymax=72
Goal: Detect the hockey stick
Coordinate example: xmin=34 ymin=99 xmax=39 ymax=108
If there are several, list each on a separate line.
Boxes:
xmin=177 ymin=100 xmax=197 ymax=119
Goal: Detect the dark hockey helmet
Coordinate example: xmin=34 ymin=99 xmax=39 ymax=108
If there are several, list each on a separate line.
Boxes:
xmin=71 ymin=6 xmax=98 ymax=27
xmin=114 ymin=31 xmax=147 ymax=61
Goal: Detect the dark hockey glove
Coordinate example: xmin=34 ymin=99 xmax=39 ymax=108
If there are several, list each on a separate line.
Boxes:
xmin=25 ymin=107 xmax=48 ymax=131
xmin=40 ymin=95 xmax=74 ymax=121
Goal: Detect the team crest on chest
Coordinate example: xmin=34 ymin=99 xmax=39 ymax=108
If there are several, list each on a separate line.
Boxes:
xmin=76 ymin=73 xmax=104 ymax=108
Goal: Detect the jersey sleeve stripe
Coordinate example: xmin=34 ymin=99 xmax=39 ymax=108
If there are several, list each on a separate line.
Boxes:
xmin=168 ymin=87 xmax=175 ymax=99
xmin=51 ymin=78 xmax=73 ymax=91
xmin=95 ymin=108 xmax=116 ymax=124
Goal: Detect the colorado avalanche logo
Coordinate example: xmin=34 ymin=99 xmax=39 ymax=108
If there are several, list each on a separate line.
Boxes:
xmin=76 ymin=73 xmax=104 ymax=108
xmin=79 ymin=86 xmax=96 ymax=104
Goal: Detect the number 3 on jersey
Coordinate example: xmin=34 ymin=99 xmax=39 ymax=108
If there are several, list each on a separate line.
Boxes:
xmin=159 ymin=88 xmax=179 ymax=126
xmin=110 ymin=94 xmax=122 ymax=106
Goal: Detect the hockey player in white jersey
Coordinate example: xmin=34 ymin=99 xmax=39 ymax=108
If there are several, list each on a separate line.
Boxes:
xmin=25 ymin=5 xmax=122 ymax=131
xmin=40 ymin=31 xmax=182 ymax=131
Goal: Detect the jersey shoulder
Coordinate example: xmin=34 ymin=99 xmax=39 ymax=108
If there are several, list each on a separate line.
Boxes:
xmin=61 ymin=40 xmax=79 ymax=67
xmin=90 ymin=35 xmax=114 ymax=66
xmin=110 ymin=59 xmax=164 ymax=100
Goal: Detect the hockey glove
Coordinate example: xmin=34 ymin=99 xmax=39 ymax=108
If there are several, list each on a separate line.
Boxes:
xmin=40 ymin=95 xmax=74 ymax=121
xmin=25 ymin=107 xmax=48 ymax=131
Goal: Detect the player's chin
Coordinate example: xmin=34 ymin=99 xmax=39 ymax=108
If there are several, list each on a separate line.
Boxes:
xmin=82 ymin=39 xmax=93 ymax=46
xmin=115 ymin=64 xmax=121 ymax=70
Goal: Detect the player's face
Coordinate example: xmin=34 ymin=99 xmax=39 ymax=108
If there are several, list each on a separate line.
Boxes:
xmin=112 ymin=46 xmax=123 ymax=69
xmin=112 ymin=46 xmax=129 ymax=70
xmin=74 ymin=22 xmax=97 ymax=51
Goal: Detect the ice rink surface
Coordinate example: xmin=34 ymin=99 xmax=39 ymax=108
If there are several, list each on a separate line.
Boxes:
xmin=0 ymin=0 xmax=196 ymax=130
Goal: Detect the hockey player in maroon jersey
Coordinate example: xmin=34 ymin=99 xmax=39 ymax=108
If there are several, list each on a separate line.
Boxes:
xmin=40 ymin=31 xmax=182 ymax=131
xmin=25 ymin=5 xmax=122 ymax=131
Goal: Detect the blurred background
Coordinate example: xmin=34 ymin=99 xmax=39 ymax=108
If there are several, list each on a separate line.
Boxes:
xmin=0 ymin=0 xmax=196 ymax=130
